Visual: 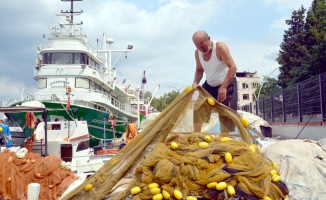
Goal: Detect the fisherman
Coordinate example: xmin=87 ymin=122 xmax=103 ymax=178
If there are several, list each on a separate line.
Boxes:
xmin=191 ymin=30 xmax=237 ymax=133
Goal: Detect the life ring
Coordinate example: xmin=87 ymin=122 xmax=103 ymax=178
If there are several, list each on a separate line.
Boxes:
xmin=25 ymin=112 xmax=36 ymax=128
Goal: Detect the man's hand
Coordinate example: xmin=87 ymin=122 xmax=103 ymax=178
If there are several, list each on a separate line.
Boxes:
xmin=217 ymin=86 xmax=227 ymax=102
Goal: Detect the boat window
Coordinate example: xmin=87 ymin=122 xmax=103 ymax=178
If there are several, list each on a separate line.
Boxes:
xmin=38 ymin=78 xmax=47 ymax=89
xmin=42 ymin=52 xmax=89 ymax=65
xmin=81 ymin=53 xmax=88 ymax=64
xmin=52 ymin=53 xmax=73 ymax=64
xmin=76 ymin=78 xmax=90 ymax=89
xmin=42 ymin=53 xmax=52 ymax=64
xmin=76 ymin=141 xmax=89 ymax=152
xmin=74 ymin=53 xmax=81 ymax=64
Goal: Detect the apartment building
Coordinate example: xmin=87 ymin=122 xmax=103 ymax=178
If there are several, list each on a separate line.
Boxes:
xmin=236 ymin=71 xmax=260 ymax=113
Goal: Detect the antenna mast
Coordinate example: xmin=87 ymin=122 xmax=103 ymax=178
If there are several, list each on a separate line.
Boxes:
xmin=61 ymin=0 xmax=83 ymax=24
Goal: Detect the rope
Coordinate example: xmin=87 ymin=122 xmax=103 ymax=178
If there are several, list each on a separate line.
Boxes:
xmin=88 ymin=134 xmax=123 ymax=142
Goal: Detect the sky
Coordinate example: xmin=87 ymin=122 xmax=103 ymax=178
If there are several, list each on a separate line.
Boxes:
xmin=0 ymin=0 xmax=313 ymax=108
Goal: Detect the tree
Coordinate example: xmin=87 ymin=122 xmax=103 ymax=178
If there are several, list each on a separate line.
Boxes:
xmin=277 ymin=6 xmax=308 ymax=88
xmin=304 ymin=0 xmax=326 ymax=75
xmin=277 ymin=1 xmax=326 ymax=89
xmin=151 ymin=90 xmax=180 ymax=112
xmin=254 ymin=77 xmax=281 ymax=100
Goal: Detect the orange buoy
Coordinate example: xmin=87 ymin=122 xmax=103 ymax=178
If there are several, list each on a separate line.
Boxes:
xmin=25 ymin=112 xmax=36 ymax=128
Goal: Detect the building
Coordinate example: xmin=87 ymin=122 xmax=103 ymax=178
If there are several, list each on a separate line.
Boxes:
xmin=236 ymin=71 xmax=260 ymax=113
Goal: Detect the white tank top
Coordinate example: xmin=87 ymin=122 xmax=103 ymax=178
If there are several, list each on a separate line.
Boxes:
xmin=198 ymin=41 xmax=228 ymax=87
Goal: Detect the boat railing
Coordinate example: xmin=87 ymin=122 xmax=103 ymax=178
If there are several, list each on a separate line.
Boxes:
xmin=40 ymin=40 xmax=98 ymax=58
xmin=6 ymin=88 xmax=136 ymax=117
xmin=6 ymin=91 xmax=35 ymax=106
xmin=39 ymin=64 xmax=100 ymax=73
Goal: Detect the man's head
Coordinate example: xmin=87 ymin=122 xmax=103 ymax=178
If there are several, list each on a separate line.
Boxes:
xmin=192 ymin=31 xmax=211 ymax=54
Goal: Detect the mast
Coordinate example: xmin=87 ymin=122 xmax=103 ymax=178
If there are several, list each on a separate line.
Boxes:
xmin=140 ymin=70 xmax=147 ymax=102
xmin=60 ymin=0 xmax=83 ymax=24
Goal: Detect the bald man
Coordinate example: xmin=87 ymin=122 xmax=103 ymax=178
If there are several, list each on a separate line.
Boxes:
xmin=192 ymin=30 xmax=237 ymax=133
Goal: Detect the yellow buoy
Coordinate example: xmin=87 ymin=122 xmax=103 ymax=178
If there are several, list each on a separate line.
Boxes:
xmin=220 ymin=137 xmax=230 ymax=142
xmin=186 ymin=196 xmax=197 ymax=200
xmin=174 ymin=189 xmax=183 ymax=199
xmin=207 ymin=98 xmax=215 ymax=106
xmin=148 ymin=183 xmax=159 ymax=189
xmin=227 ymin=185 xmax=235 ymax=195
xmin=263 ymin=196 xmax=272 ymax=200
xmin=225 ymin=152 xmax=233 ymax=163
xmin=183 ymin=86 xmax=192 ymax=93
xmin=199 ymin=142 xmax=209 ymax=148
xmin=270 ymin=169 xmax=277 ymax=177
xmin=249 ymin=145 xmax=256 ymax=153
xmin=152 ymin=193 xmax=163 ymax=200
xmin=150 ymin=187 xmax=161 ymax=195
xmin=131 ymin=186 xmax=141 ymax=195
xmin=272 ymin=175 xmax=280 ymax=182
xmin=207 ymin=181 xmax=217 ymax=188
xmin=241 ymin=117 xmax=249 ymax=127
xmin=215 ymin=182 xmax=228 ymax=190
xmin=273 ymin=162 xmax=278 ymax=169
xmin=170 ymin=142 xmax=178 ymax=149
xmin=162 ymin=189 xmax=170 ymax=199
xmin=84 ymin=183 xmax=93 ymax=191
xmin=205 ymin=135 xmax=211 ymax=142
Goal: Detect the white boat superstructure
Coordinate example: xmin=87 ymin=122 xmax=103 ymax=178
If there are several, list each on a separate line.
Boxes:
xmin=5 ymin=0 xmax=140 ymax=148
xmin=32 ymin=14 xmax=137 ymax=117
xmin=33 ymin=119 xmax=115 ymax=173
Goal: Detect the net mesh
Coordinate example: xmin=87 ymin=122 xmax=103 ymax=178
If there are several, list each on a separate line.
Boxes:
xmin=0 ymin=150 xmax=78 ymax=200
xmin=61 ymin=86 xmax=288 ymax=200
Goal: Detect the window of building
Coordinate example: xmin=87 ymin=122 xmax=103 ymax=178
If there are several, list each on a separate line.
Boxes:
xmin=242 ymin=83 xmax=249 ymax=89
xmin=243 ymin=94 xmax=250 ymax=100
xmin=252 ymin=82 xmax=259 ymax=88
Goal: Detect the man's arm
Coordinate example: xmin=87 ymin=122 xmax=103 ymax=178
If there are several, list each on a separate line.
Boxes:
xmin=192 ymin=49 xmax=204 ymax=88
xmin=216 ymin=42 xmax=237 ymax=102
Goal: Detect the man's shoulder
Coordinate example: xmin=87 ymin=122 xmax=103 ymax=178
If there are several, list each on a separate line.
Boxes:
xmin=215 ymin=42 xmax=228 ymax=52
xmin=215 ymin=41 xmax=226 ymax=47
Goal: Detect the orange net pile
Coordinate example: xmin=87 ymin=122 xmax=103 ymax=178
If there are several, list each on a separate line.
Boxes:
xmin=0 ymin=149 xmax=78 ymax=200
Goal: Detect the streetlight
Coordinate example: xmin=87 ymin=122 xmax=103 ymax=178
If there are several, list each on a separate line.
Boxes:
xmin=257 ymin=67 xmax=279 ymax=115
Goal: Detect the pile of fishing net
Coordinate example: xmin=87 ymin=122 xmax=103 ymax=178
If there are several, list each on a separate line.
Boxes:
xmin=0 ymin=148 xmax=78 ymax=200
xmin=125 ymin=132 xmax=289 ymax=200
xmin=61 ymin=86 xmax=289 ymax=200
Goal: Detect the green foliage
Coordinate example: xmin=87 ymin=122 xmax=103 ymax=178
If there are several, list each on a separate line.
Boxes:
xmin=277 ymin=0 xmax=326 ymax=88
xmin=254 ymin=77 xmax=281 ymax=100
xmin=277 ymin=6 xmax=308 ymax=88
xmin=151 ymin=90 xmax=179 ymax=112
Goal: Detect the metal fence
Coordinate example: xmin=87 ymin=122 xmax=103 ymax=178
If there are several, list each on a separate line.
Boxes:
xmin=243 ymin=72 xmax=326 ymax=123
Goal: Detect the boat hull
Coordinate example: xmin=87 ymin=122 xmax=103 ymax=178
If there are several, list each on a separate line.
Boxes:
xmin=5 ymin=101 xmax=136 ymax=147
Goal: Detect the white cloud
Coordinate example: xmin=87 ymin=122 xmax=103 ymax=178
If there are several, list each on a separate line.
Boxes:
xmin=0 ymin=76 xmax=36 ymax=106
xmin=0 ymin=0 xmax=316 ymax=101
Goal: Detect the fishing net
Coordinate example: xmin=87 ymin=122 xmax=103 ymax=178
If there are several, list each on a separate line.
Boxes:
xmin=61 ymin=86 xmax=288 ymax=200
xmin=0 ymin=149 xmax=78 ymax=200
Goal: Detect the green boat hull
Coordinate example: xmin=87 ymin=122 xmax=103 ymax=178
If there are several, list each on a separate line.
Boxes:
xmin=6 ymin=101 xmax=137 ymax=147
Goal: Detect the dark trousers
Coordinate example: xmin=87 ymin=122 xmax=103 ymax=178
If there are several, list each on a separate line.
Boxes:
xmin=201 ymin=77 xmax=238 ymax=133
xmin=202 ymin=77 xmax=237 ymax=111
